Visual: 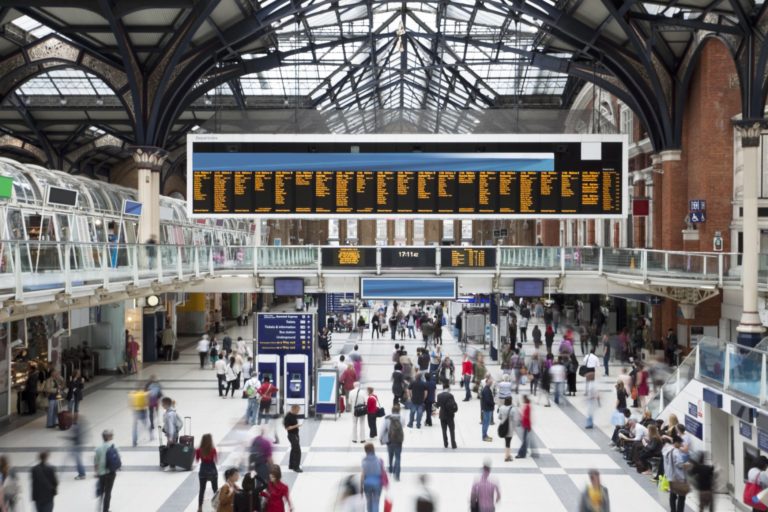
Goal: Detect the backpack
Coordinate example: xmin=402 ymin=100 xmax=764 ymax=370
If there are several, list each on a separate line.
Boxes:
xmin=388 ymin=416 xmax=404 ymax=444
xmin=444 ymin=393 xmax=458 ymax=415
xmin=105 ymin=444 xmax=122 ymax=472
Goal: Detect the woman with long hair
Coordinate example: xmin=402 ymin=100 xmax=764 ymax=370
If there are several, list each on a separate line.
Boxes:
xmin=195 ymin=434 xmax=218 ymax=512
xmin=261 ymin=465 xmax=293 ymax=512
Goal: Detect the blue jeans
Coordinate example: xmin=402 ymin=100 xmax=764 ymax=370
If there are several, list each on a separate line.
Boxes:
xmin=246 ymin=398 xmax=258 ymax=425
xmin=408 ymin=404 xmax=424 ymax=428
xmin=387 ymin=444 xmax=402 ymax=480
xmin=364 ymin=484 xmax=381 ymax=512
xmin=517 ymin=429 xmax=529 ymax=458
xmin=481 ymin=410 xmax=492 ymax=439
xmin=407 ymin=326 xmax=415 ymax=338
xmin=46 ymin=398 xmax=58 ymax=427
xmin=132 ymin=410 xmax=148 ymax=447
xmin=554 ymin=382 xmax=564 ymax=405
xmin=72 ymin=446 xmax=85 ymax=477
xmin=463 ymin=375 xmax=471 ymax=400
xmin=603 ymin=354 xmax=610 ymax=375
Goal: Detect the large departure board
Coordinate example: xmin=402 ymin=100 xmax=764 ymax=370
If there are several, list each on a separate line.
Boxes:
xmin=188 ymin=135 xmax=627 ymax=218
xmin=322 ymin=247 xmax=377 ymax=268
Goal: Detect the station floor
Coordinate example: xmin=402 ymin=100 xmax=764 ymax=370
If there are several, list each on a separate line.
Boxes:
xmin=0 ymin=311 xmax=736 ymax=512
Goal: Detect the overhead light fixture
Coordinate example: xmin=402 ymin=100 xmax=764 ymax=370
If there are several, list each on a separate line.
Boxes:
xmin=204 ymin=97 xmax=212 ymax=106
xmin=95 ymin=97 xmax=104 ymax=106
xmin=396 ymin=23 xmax=405 ymax=53
xmin=59 ymin=98 xmax=67 ymax=105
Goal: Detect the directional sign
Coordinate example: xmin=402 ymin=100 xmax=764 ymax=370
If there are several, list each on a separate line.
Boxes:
xmin=689 ymin=211 xmax=706 ymax=223
xmin=256 ymin=313 xmax=315 ymax=383
xmin=689 ymin=199 xmax=706 ymax=212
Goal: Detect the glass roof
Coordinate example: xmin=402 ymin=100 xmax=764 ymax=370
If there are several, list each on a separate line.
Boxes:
xmin=204 ymin=2 xmax=570 ymax=110
xmin=19 ymin=69 xmax=115 ymax=97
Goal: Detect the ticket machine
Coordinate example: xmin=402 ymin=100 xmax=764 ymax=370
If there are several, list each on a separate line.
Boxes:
xmin=257 ymin=354 xmax=281 ymax=415
xmin=283 ymin=354 xmax=309 ymax=417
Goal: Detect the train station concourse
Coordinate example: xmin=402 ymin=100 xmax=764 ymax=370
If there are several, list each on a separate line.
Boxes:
xmin=2 ymin=1 xmax=768 ymax=511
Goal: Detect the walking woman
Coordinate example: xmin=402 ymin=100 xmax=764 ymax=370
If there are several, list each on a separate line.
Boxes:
xmin=567 ymin=353 xmax=578 ymax=396
xmin=366 ymin=387 xmax=380 ymax=439
xmin=195 ymin=434 xmax=218 ymax=512
xmin=602 ymin=334 xmax=611 ymax=376
xmin=528 ymin=354 xmax=541 ymax=396
xmin=261 ymin=465 xmax=293 ymax=512
xmin=223 ymin=357 xmax=238 ymax=398
xmin=361 ymin=443 xmax=388 ymax=512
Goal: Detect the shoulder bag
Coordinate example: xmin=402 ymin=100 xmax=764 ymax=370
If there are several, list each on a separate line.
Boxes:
xmin=497 ymin=407 xmax=512 ymax=438
xmin=354 ymin=389 xmax=367 ymax=417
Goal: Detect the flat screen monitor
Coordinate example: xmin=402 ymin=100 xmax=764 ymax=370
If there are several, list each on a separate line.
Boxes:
xmin=47 ymin=186 xmax=78 ymax=207
xmin=274 ymin=277 xmax=304 ymax=297
xmin=513 ymin=279 xmax=544 ymax=298
xmin=123 ymin=200 xmax=143 ymax=216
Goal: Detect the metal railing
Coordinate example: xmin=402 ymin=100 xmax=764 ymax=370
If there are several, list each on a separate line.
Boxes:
xmin=647 ymin=337 xmax=768 ymax=417
xmin=0 ymin=241 xmax=743 ymax=300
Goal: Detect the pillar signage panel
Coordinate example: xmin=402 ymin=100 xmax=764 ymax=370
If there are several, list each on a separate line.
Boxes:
xmin=188 ymin=134 xmax=628 ymax=219
xmin=255 ymin=313 xmax=315 ymax=405
xmin=685 ymin=415 xmax=703 ymax=440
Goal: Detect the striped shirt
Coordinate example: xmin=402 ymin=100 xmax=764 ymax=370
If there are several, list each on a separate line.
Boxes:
xmin=471 ymin=474 xmax=500 ymax=512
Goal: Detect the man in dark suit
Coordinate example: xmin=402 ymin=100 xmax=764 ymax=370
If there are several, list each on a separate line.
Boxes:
xmin=31 ymin=451 xmax=58 ymax=512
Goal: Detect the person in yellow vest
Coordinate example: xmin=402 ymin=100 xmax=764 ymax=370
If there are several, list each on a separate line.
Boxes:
xmin=129 ymin=387 xmax=150 ymax=447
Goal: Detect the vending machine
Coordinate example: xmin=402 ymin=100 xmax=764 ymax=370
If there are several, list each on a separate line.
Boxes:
xmin=257 ymin=354 xmax=281 ymax=415
xmin=283 ymin=354 xmax=309 ymax=417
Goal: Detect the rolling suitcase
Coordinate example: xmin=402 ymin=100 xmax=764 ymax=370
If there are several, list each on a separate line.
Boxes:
xmin=172 ymin=350 xmax=180 ymax=361
xmin=57 ymin=410 xmax=73 ymax=430
xmin=179 ymin=416 xmax=194 ymax=448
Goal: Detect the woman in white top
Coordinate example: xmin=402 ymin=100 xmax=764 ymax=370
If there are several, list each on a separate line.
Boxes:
xmin=495 ymin=374 xmax=513 ymax=406
xmin=350 ymin=382 xmax=367 ymax=443
xmin=497 ymin=397 xmax=518 ymax=462
xmin=223 ymin=356 xmax=238 ymax=398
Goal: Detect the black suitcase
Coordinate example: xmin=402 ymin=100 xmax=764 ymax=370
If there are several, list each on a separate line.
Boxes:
xmin=172 ymin=350 xmax=180 ymax=361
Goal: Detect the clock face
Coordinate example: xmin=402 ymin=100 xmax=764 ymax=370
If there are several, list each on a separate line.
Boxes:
xmin=147 ymin=295 xmax=159 ymax=307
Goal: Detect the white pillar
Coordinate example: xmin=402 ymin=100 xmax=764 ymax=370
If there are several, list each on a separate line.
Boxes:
xmin=131 ymin=147 xmax=167 ymax=245
xmin=736 ymin=122 xmax=765 ymax=346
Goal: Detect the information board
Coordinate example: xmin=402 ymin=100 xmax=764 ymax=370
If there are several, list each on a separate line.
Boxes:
xmin=380 ymin=248 xmax=435 ymax=268
xmin=441 ymin=248 xmax=495 ymax=268
xmin=360 ymin=277 xmax=457 ymax=300
xmin=326 ymin=293 xmax=356 ymax=313
xmin=322 ymin=247 xmax=377 ymax=268
xmin=256 ymin=313 xmax=314 ymax=388
xmin=188 ymin=134 xmax=627 ymax=219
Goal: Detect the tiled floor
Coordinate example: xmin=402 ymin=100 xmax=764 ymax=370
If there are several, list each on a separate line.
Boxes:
xmin=0 ymin=309 xmax=734 ymax=511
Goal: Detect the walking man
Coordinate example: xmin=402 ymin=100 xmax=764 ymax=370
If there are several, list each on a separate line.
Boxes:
xmin=408 ymin=373 xmax=427 ymax=429
xmin=519 ymin=315 xmax=529 ymax=344
xmin=380 ymin=404 xmax=405 ymax=481
xmin=480 ymin=377 xmax=495 ymax=442
xmin=31 ymin=451 xmax=58 ymax=512
xmin=94 ymin=429 xmax=120 ymax=512
xmin=197 ymin=334 xmax=210 ymax=369
xmin=436 ymin=381 xmax=458 ymax=449
xmin=470 ymin=463 xmax=501 ymax=512
xmin=162 ymin=325 xmax=176 ymax=361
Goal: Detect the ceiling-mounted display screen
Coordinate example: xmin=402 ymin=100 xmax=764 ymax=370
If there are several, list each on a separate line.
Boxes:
xmin=188 ymin=134 xmax=627 ymax=219
xmin=47 ymin=186 xmax=78 ymax=207
xmin=273 ymin=277 xmax=304 ymax=297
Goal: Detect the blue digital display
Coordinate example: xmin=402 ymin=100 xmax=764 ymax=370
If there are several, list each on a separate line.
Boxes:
xmin=514 ymin=279 xmax=544 ymax=297
xmin=360 ymin=278 xmax=457 ymax=300
xmin=274 ymin=278 xmax=304 ymax=297
xmin=123 ymin=200 xmax=143 ymax=216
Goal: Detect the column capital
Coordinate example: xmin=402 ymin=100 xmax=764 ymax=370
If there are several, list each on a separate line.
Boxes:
xmin=734 ymin=120 xmax=768 ymax=148
xmin=654 ymin=150 xmax=681 ymax=163
xmin=130 ymin=146 xmax=168 ymax=172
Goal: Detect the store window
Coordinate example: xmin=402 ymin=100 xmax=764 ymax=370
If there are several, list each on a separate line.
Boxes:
xmin=443 ymin=220 xmax=454 ymax=241
xmin=375 ymin=219 xmax=387 ymax=246
xmin=413 ymin=220 xmax=424 ymax=245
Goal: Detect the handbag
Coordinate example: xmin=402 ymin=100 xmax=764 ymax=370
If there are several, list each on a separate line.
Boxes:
xmin=670 ymin=481 xmax=690 ymax=496
xmin=578 ymin=366 xmax=588 ymax=377
xmin=744 ymin=473 xmax=768 ymax=510
xmin=610 ymin=409 xmax=625 ymax=426
xmin=497 ymin=408 xmax=511 ymax=438
xmin=658 ymin=474 xmax=670 ymax=492
xmin=376 ymin=406 xmax=386 ymax=418
xmin=630 ymin=386 xmax=638 ymax=401
xmin=354 ymin=389 xmax=367 ymax=417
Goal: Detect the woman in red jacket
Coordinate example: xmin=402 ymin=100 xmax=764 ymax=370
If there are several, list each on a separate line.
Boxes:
xmin=261 ymin=465 xmax=293 ymax=512
xmin=517 ymin=395 xmax=532 ymax=459
xmin=366 ymin=387 xmax=380 ymax=439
